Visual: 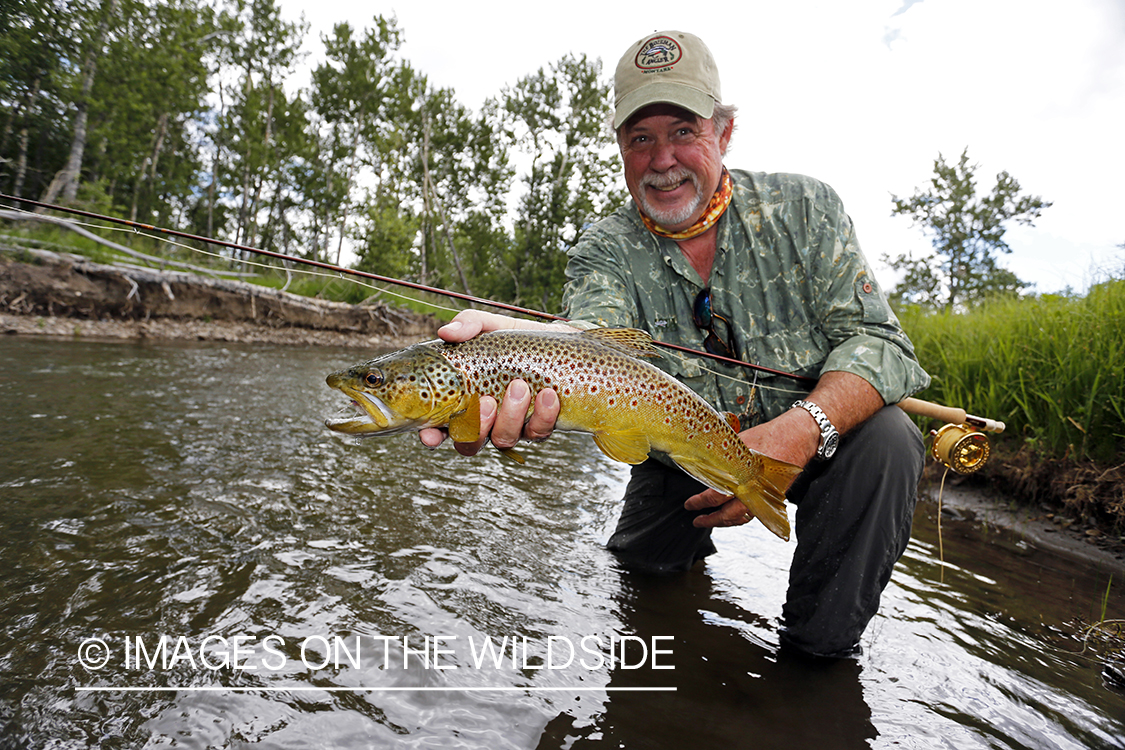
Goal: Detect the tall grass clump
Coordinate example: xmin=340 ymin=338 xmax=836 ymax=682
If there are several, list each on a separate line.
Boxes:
xmin=900 ymin=278 xmax=1124 ymax=464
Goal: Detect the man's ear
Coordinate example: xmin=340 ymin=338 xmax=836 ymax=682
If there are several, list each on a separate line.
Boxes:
xmin=718 ymin=117 xmax=734 ymax=155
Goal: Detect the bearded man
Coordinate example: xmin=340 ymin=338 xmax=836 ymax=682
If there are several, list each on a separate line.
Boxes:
xmin=422 ymin=30 xmax=930 ymax=659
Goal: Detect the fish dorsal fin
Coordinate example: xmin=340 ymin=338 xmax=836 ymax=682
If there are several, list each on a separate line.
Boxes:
xmin=581 ymin=328 xmax=660 ymax=358
xmin=592 ymin=428 xmax=652 ymax=465
xmin=722 ymin=412 xmax=742 ymax=433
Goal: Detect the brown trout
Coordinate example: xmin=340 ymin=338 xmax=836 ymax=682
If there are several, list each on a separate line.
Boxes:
xmin=324 ymin=328 xmax=801 ymax=540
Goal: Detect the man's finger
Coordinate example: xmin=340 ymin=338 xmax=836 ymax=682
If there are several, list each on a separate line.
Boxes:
xmin=688 ymin=493 xmax=755 ymax=529
xmin=490 ymin=380 xmax=532 ymax=449
xmin=684 ymin=487 xmax=729 ymax=511
xmin=419 ymin=427 xmax=446 ymax=448
xmin=438 ymin=317 xmax=482 ymax=343
xmin=524 ymin=388 xmax=559 ymax=442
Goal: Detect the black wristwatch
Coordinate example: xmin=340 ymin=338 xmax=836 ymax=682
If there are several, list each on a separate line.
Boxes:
xmin=791 ymin=400 xmax=839 ymax=460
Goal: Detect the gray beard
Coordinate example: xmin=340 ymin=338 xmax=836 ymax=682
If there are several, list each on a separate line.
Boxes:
xmin=637 ymin=169 xmax=706 ymax=228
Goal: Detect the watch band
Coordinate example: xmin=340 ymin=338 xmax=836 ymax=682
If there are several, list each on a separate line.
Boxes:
xmin=791 ymin=399 xmax=840 ymax=460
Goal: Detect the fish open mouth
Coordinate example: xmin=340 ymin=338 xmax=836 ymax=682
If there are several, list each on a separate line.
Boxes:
xmin=324 ymin=391 xmax=395 ymax=435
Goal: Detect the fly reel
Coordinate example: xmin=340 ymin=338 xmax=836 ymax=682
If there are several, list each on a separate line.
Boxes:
xmin=896 ymin=398 xmax=1006 ymax=475
xmin=930 ymin=423 xmax=991 ymax=474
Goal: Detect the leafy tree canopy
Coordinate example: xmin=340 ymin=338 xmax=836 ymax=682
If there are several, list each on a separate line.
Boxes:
xmin=887 ymin=147 xmax=1051 ymax=311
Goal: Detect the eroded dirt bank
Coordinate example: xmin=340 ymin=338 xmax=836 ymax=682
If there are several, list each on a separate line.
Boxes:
xmin=0 ymin=246 xmax=440 ymax=349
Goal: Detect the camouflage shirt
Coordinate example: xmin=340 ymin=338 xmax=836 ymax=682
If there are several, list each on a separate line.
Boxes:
xmin=561 ymin=169 xmax=930 ymax=429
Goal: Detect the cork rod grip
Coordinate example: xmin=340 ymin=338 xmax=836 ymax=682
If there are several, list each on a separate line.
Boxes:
xmin=896 ymin=397 xmax=1006 ymax=434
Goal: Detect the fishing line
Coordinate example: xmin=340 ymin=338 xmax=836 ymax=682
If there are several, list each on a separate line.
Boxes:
xmin=0 ymin=203 xmax=466 ymax=315
xmin=937 ymin=466 xmax=948 ymax=584
xmin=0 ymin=192 xmax=817 ymax=385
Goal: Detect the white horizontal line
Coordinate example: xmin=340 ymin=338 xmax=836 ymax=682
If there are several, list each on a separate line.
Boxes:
xmin=76 ymin=686 xmax=675 ymax=693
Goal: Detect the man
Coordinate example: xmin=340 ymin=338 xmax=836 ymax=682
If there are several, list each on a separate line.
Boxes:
xmin=421 ymin=30 xmax=930 ymax=658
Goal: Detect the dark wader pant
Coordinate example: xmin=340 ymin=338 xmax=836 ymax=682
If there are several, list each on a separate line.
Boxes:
xmin=606 ymin=405 xmax=925 ymax=658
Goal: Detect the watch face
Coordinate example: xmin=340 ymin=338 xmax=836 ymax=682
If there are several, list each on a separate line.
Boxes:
xmin=821 ymin=433 xmax=839 ymax=459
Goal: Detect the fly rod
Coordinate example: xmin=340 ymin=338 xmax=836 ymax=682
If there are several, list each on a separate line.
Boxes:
xmin=0 ymin=193 xmax=1004 ymax=471
xmin=0 ymin=193 xmax=809 ymax=382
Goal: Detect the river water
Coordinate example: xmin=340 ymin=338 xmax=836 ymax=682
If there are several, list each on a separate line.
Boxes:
xmin=0 ymin=337 xmax=1121 ymax=749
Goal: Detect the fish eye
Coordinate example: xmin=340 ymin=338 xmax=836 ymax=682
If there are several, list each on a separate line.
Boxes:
xmin=364 ymin=371 xmax=383 ymax=387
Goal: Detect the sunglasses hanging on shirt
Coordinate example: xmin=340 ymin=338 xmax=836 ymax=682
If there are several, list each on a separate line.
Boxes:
xmin=692 ymin=287 xmax=739 ymax=360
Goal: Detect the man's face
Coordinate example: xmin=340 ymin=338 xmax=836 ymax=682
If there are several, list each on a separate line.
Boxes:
xmin=619 ymin=104 xmax=732 ymax=232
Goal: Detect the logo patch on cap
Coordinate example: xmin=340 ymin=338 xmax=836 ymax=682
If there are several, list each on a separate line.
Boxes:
xmin=635 ymin=36 xmax=682 ymax=72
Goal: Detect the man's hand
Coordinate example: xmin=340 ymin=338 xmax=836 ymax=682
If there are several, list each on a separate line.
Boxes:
xmin=418 ymin=310 xmax=571 ymax=455
xmin=684 ymin=412 xmax=817 ymax=527
xmin=684 ymin=371 xmax=885 ymax=529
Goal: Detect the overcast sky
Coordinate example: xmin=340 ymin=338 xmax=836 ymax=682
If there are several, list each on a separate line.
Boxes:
xmin=284 ymin=0 xmax=1125 ymax=295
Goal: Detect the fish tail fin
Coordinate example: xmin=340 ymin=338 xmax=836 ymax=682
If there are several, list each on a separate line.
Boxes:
xmin=735 ymin=457 xmax=802 ymax=541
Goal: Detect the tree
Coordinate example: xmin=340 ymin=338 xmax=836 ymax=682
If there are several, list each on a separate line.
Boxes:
xmin=308 ymin=16 xmax=402 ymax=264
xmin=84 ymin=0 xmax=218 ymax=225
xmin=39 ymin=0 xmax=120 ymax=206
xmin=887 ymin=147 xmax=1051 ymax=311
xmin=500 ymin=53 xmax=625 ymax=311
xmin=0 ymin=0 xmax=80 ymax=203
xmin=218 ymin=0 xmax=308 ymax=251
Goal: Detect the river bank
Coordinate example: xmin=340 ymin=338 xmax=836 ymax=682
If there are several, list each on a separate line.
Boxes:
xmin=918 ymin=472 xmax=1125 ymax=574
xmin=0 ymin=245 xmax=440 ymax=350
xmin=2 ymin=245 xmax=1123 ymax=572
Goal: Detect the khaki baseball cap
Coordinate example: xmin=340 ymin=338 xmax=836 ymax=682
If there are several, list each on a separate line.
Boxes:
xmin=613 ymin=30 xmax=721 ymax=129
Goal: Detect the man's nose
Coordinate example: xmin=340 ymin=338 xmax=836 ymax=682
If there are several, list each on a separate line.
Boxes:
xmin=649 ymin=139 xmax=677 ymax=171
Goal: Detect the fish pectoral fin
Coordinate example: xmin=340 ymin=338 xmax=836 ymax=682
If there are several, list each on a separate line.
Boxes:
xmin=734 ymin=456 xmax=803 ymax=541
xmin=495 ymin=446 xmax=526 ymax=464
xmin=721 ymin=411 xmax=742 ymax=433
xmin=592 ymin=429 xmax=652 ymax=465
xmin=447 ymin=394 xmax=481 ymax=442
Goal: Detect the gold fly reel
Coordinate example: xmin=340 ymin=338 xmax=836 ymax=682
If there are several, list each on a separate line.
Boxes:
xmin=929 ymin=423 xmax=991 ymax=474
xmin=895 ymin=398 xmax=1005 ymax=475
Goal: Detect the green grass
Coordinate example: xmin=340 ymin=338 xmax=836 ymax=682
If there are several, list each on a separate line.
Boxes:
xmin=900 ymin=279 xmax=1125 ymax=464
xmin=252 ymin=270 xmax=461 ymax=320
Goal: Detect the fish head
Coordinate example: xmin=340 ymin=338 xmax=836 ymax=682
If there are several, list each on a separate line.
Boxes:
xmin=324 ymin=343 xmax=468 ymax=437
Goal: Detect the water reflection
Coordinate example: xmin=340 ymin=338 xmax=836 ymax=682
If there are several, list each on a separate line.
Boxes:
xmin=539 ymin=564 xmax=877 ymax=749
xmin=0 ymin=337 xmax=1122 ymax=749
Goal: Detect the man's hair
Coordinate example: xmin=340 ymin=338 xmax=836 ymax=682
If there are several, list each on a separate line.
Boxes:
xmin=710 ymin=103 xmax=738 ymax=142
xmin=611 ymin=102 xmax=739 ymax=150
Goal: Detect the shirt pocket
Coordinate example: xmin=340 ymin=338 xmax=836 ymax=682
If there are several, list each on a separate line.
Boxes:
xmin=855 ymin=275 xmax=894 ymax=325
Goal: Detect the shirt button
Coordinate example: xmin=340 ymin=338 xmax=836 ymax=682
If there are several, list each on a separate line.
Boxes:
xmin=736 ymin=396 xmax=746 ymax=404
xmin=863 ymin=282 xmax=873 ymax=294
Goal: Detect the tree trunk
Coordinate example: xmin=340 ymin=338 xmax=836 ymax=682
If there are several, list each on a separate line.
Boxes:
xmin=421 ymin=111 xmax=472 ymax=296
xmin=247 ymin=81 xmax=276 ymax=251
xmin=333 ymin=122 xmax=360 ymax=267
xmin=41 ymin=0 xmax=119 ymax=206
xmin=9 ymin=77 xmax=41 ymax=200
